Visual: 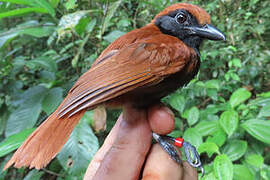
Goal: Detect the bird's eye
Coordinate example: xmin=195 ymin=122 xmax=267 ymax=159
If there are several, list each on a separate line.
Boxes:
xmin=175 ymin=13 xmax=187 ymax=24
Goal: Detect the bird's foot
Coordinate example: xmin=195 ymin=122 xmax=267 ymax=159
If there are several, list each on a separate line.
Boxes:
xmin=152 ymin=133 xmax=204 ymax=177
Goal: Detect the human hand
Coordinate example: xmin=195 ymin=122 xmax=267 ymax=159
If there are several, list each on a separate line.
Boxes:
xmin=84 ymin=104 xmax=198 ymax=180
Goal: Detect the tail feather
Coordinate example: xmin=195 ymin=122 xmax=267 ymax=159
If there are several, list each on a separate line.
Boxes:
xmin=4 ymin=102 xmax=85 ymax=170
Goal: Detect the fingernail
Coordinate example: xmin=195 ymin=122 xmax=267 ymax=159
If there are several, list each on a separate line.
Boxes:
xmin=161 ymin=106 xmax=174 ymax=118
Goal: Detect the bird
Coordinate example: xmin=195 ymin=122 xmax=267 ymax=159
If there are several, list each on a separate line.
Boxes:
xmin=4 ymin=3 xmax=225 ymax=171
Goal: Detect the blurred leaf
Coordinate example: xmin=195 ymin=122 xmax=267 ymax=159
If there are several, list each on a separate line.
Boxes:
xmin=86 ymin=18 xmax=96 ymax=33
xmin=117 ymin=18 xmax=130 ymax=27
xmin=57 ymin=11 xmax=90 ymax=38
xmin=23 ymin=169 xmax=44 ymax=180
xmin=204 ymin=172 xmax=216 ymax=180
xmin=249 ymin=139 xmax=265 ymax=155
xmin=1 ymin=0 xmax=55 ymax=17
xmin=100 ymin=0 xmax=122 ymax=36
xmin=103 ymin=30 xmax=125 ymax=43
xmin=230 ymin=58 xmax=242 ymax=68
xmin=168 ymin=93 xmax=186 ymax=113
xmin=258 ymin=91 xmax=270 ymax=98
xmin=258 ymin=104 xmax=270 ymax=117
xmin=248 ymin=97 xmax=270 ymax=107
xmin=206 ymin=128 xmax=227 ymax=147
xmin=26 ymin=56 xmax=57 ymax=72
xmin=5 ymin=86 xmax=47 ymax=136
xmin=49 ymin=0 xmax=60 ymax=8
xmin=181 ymin=108 xmax=189 ymax=119
xmin=219 ymin=110 xmax=239 ymax=137
xmin=0 ymin=0 xmax=34 ymax=6
xmin=230 ymin=88 xmax=251 ymax=108
xmin=0 ymin=108 xmax=9 ymax=135
xmin=0 ymin=23 xmax=55 ymax=49
xmin=260 ymin=165 xmax=270 ymax=180
xmin=19 ymin=26 xmax=55 ymax=38
xmin=168 ymin=130 xmax=183 ymax=138
xmin=187 ymin=106 xmax=199 ymax=126
xmin=200 ymin=104 xmax=228 ymax=119
xmin=241 ymin=119 xmax=270 ymax=144
xmin=245 ymin=154 xmax=264 ymax=168
xmin=42 ymin=87 xmax=63 ymax=115
xmin=40 ymin=70 xmax=55 ymax=82
xmin=71 ymin=33 xmax=90 ymax=68
xmin=222 ymin=140 xmax=247 ymax=161
xmin=231 ymin=72 xmax=240 ymax=81
xmin=198 ymin=142 xmax=220 ymax=157
xmin=174 ymin=117 xmax=183 ymax=130
xmin=64 ymin=0 xmax=77 ymax=10
xmin=207 ymin=88 xmax=218 ymax=100
xmin=233 ymin=164 xmax=254 ymax=180
xmin=227 ymin=45 xmax=237 ymax=52
xmin=0 ymin=8 xmax=48 ymax=19
xmin=0 ymin=128 xmax=34 ymax=157
xmin=195 ymin=120 xmax=218 ymax=136
xmin=57 ymin=121 xmax=99 ymax=175
xmin=205 ymin=79 xmax=220 ymax=89
xmin=183 ymin=128 xmax=202 ymax=148
xmin=31 ymin=0 xmax=55 ymax=17
xmin=0 ymin=32 xmax=18 ymax=49
xmin=81 ymin=111 xmax=94 ymax=126
xmin=75 ymin=16 xmax=90 ymax=36
xmin=214 ymin=154 xmax=233 ymax=180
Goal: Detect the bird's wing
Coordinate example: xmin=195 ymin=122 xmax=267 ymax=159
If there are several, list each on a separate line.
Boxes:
xmin=58 ymin=36 xmax=190 ymax=117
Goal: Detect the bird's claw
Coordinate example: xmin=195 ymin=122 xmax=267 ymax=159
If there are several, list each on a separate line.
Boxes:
xmin=153 ymin=133 xmax=205 ymax=177
xmin=183 ymin=141 xmax=201 ymax=167
xmin=152 ymin=133 xmax=182 ymax=164
xmin=182 ymin=141 xmax=204 ymax=177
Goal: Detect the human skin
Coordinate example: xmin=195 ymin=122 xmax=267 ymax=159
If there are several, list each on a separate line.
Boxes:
xmin=84 ymin=104 xmax=198 ymax=180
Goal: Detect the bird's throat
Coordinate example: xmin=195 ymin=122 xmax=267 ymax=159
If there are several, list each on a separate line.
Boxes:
xmin=181 ymin=36 xmax=202 ymax=57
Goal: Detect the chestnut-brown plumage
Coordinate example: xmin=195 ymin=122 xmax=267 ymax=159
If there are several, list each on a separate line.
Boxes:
xmin=4 ymin=3 xmax=225 ymax=170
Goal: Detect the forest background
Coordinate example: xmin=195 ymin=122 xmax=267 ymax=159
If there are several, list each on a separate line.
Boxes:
xmin=0 ymin=0 xmax=269 ymax=179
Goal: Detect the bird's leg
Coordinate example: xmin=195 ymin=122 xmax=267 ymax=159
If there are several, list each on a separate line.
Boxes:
xmin=152 ymin=133 xmax=182 ymax=164
xmin=152 ymin=133 xmax=204 ymax=177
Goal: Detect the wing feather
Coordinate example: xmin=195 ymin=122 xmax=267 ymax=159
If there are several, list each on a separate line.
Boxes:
xmin=58 ymin=37 xmax=188 ymax=117
xmin=67 ymin=75 xmax=157 ymax=117
xmin=59 ymin=70 xmax=152 ymax=117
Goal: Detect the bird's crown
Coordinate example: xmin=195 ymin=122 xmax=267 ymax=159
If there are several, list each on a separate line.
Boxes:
xmin=153 ymin=3 xmax=211 ymax=25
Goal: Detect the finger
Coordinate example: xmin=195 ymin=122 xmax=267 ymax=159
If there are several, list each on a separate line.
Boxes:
xmin=148 ymin=104 xmax=174 ymax=135
xmin=142 ymin=144 xmax=183 ymax=180
xmin=93 ymin=105 xmax=152 ymax=180
xmin=83 ymin=116 xmax=123 ymax=180
xmin=182 ymin=162 xmax=198 ymax=180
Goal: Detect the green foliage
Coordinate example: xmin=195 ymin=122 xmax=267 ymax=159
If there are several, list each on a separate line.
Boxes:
xmin=57 ymin=120 xmax=99 ymax=176
xmin=241 ymin=119 xmax=270 ymax=144
xmin=222 ymin=140 xmax=247 ymax=161
xmin=214 ymin=154 xmax=233 ymax=180
xmin=198 ymin=142 xmax=220 ymax=157
xmin=0 ymin=0 xmax=269 ymax=179
xmin=0 ymin=0 xmax=55 ymax=19
xmin=233 ymin=164 xmax=254 ymax=180
xmin=229 ymin=88 xmax=251 ymax=108
xmin=219 ymin=110 xmax=239 ymax=137
xmin=0 ymin=128 xmax=34 ymax=157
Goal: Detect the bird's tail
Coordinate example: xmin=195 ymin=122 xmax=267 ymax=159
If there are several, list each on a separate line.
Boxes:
xmin=3 ymin=100 xmax=85 ymax=170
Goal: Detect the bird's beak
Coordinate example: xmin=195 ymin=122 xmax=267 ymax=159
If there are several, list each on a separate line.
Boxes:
xmin=188 ymin=24 xmax=226 ymax=41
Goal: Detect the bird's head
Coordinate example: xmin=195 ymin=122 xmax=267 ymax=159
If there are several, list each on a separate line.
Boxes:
xmin=153 ymin=3 xmax=225 ymax=53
